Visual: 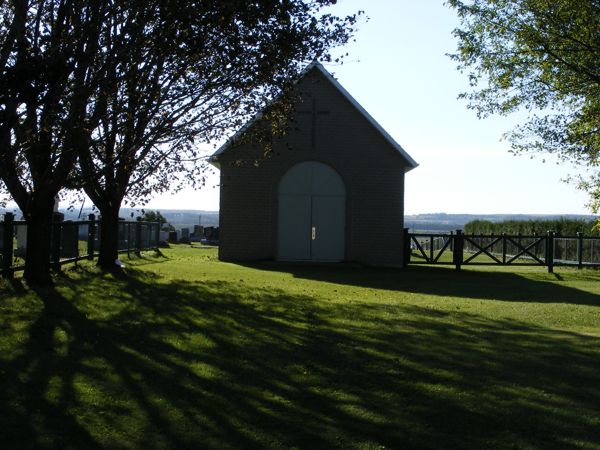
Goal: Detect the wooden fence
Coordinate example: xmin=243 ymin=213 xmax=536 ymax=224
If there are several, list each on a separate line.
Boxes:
xmin=404 ymin=229 xmax=600 ymax=273
xmin=0 ymin=213 xmax=160 ymax=279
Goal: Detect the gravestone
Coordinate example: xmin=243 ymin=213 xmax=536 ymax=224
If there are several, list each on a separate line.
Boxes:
xmin=168 ymin=231 xmax=178 ymax=243
xmin=204 ymin=227 xmax=219 ymax=241
xmin=204 ymin=226 xmax=215 ymax=240
xmin=190 ymin=225 xmax=203 ymax=242
xmin=159 ymin=230 xmax=169 ymax=247
xmin=180 ymin=228 xmax=190 ymax=243
xmin=60 ymin=222 xmax=79 ymax=258
xmin=15 ymin=223 xmax=27 ymax=257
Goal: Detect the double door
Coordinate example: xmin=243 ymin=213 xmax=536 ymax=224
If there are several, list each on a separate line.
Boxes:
xmin=277 ymin=162 xmax=345 ymax=262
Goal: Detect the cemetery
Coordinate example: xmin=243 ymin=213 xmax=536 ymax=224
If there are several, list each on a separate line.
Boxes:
xmin=2 ymin=1 xmax=599 ymax=449
xmin=0 ymin=213 xmax=161 ymax=277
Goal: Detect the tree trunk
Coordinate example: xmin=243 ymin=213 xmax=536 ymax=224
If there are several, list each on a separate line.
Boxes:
xmin=23 ymin=210 xmax=54 ymax=285
xmin=97 ymin=204 xmax=121 ymax=271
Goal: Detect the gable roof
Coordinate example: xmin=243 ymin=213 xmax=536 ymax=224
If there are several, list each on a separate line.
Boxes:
xmin=210 ymin=61 xmax=418 ymax=171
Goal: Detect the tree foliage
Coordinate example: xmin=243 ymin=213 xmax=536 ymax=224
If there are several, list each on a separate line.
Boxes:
xmin=464 ymin=218 xmax=598 ymax=236
xmin=0 ymin=0 xmax=108 ymax=283
xmin=447 ymin=0 xmax=600 ymax=211
xmin=74 ymin=0 xmax=359 ymax=270
xmin=0 ymin=0 xmax=360 ymax=278
xmin=141 ymin=210 xmax=167 ymax=226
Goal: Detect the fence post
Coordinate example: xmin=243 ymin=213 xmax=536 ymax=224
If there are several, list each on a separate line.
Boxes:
xmin=428 ymin=235 xmax=433 ymax=263
xmin=51 ymin=215 xmax=62 ymax=271
xmin=546 ymin=231 xmax=555 ymax=273
xmin=403 ymin=228 xmax=411 ymax=266
xmin=155 ymin=221 xmax=161 ymax=250
xmin=87 ymin=214 xmax=96 ymax=260
xmin=502 ymin=232 xmax=507 ymax=264
xmin=2 ymin=213 xmax=15 ymax=279
xmin=454 ymin=229 xmax=463 ymax=271
xmin=135 ymin=217 xmax=142 ymax=256
xmin=576 ymin=232 xmax=583 ymax=269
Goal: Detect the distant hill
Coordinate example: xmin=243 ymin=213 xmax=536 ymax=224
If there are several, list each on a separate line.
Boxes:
xmin=2 ymin=208 xmax=596 ymax=233
xmin=0 ymin=207 xmax=219 ymax=230
xmin=107 ymin=208 xmax=220 ymax=229
xmin=405 ymin=213 xmax=598 ymax=233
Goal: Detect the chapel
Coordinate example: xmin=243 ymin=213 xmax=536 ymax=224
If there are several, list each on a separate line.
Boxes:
xmin=210 ymin=61 xmax=417 ymax=266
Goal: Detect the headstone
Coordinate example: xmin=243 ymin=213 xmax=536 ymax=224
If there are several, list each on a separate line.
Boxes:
xmin=204 ymin=226 xmax=215 ymax=240
xmin=15 ymin=223 xmax=27 ymax=257
xmin=60 ymin=222 xmax=79 ymax=258
xmin=159 ymin=230 xmax=169 ymax=247
xmin=180 ymin=228 xmax=190 ymax=243
xmin=190 ymin=225 xmax=203 ymax=242
xmin=204 ymin=226 xmax=219 ymax=241
xmin=168 ymin=231 xmax=178 ymax=243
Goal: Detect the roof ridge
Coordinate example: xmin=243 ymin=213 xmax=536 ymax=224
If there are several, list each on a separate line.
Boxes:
xmin=211 ymin=60 xmax=418 ymax=172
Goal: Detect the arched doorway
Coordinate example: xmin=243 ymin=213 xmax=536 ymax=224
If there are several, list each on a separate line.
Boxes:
xmin=277 ymin=161 xmax=345 ymax=261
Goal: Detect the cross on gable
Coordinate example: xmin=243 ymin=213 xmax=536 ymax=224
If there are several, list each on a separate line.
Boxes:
xmin=298 ymin=97 xmax=330 ymax=149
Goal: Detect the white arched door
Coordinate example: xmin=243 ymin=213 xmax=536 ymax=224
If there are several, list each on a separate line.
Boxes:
xmin=277 ymin=161 xmax=345 ymax=261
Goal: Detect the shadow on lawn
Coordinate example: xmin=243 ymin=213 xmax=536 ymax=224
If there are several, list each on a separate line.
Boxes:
xmin=242 ymin=262 xmax=600 ymax=306
xmin=1 ymin=271 xmax=600 ymax=449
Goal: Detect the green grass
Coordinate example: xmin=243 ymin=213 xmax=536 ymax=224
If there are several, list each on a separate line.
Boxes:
xmin=1 ymin=245 xmax=600 ymax=449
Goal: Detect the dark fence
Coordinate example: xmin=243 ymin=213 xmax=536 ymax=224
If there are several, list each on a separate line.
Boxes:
xmin=405 ymin=229 xmax=600 ymax=273
xmin=1 ymin=213 xmax=160 ymax=278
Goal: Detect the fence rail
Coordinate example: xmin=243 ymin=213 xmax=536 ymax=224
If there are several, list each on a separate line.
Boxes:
xmin=1 ymin=213 xmax=160 ymax=278
xmin=404 ymin=229 xmax=600 ymax=272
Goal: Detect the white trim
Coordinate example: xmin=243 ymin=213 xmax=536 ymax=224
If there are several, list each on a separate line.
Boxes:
xmin=210 ymin=61 xmax=418 ymax=172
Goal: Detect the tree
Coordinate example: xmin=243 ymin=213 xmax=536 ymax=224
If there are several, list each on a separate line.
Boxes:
xmin=0 ymin=1 xmax=360 ymax=279
xmin=75 ymin=0 xmax=360 ymax=270
xmin=0 ymin=0 xmax=107 ymax=284
xmin=141 ymin=210 xmax=169 ymax=228
xmin=447 ymin=0 xmax=600 ymax=212
xmin=141 ymin=210 xmax=166 ymax=225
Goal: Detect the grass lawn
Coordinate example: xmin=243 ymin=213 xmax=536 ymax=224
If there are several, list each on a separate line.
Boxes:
xmin=1 ymin=245 xmax=600 ymax=449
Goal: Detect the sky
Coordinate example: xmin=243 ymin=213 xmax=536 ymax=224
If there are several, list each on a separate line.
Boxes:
xmin=89 ymin=1 xmax=593 ymax=214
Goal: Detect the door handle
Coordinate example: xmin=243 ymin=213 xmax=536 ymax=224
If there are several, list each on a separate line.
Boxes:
xmin=311 ymin=226 xmax=316 ymax=240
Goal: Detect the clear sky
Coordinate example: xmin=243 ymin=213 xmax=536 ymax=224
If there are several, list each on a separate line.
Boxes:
xmin=101 ymin=1 xmax=593 ymax=214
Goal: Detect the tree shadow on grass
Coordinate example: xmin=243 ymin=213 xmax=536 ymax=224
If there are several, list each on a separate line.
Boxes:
xmin=240 ymin=262 xmax=600 ymax=306
xmin=1 ymin=271 xmax=600 ymax=448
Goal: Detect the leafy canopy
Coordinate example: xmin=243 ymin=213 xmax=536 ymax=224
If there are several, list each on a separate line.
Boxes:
xmin=447 ymin=0 xmax=600 ymax=211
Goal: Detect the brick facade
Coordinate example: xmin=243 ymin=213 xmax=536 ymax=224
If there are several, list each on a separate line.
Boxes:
xmin=213 ymin=64 xmax=416 ymax=266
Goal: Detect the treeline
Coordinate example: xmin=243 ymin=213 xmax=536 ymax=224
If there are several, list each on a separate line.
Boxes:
xmin=464 ymin=218 xmax=599 ymax=236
